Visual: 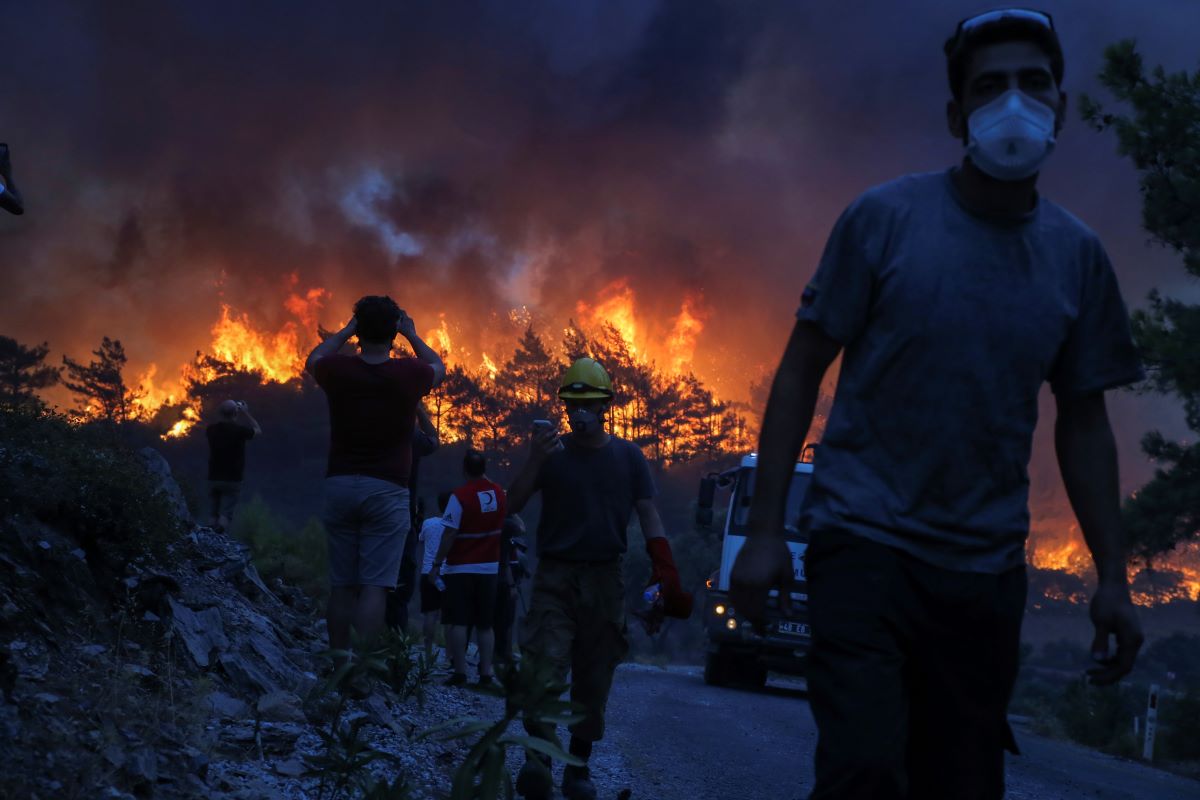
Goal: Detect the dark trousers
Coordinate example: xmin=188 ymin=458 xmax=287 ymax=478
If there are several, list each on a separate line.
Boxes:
xmin=521 ymin=558 xmax=629 ymax=743
xmin=494 ymin=580 xmax=517 ymax=661
xmin=386 ymin=518 xmax=420 ymax=633
xmin=806 ymin=531 xmax=1025 ymax=800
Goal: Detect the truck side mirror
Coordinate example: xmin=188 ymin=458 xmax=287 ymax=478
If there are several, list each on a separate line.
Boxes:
xmin=696 ymin=476 xmax=717 ymax=527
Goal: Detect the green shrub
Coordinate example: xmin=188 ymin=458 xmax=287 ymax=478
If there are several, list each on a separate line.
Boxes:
xmin=0 ymin=408 xmax=185 ymax=560
xmin=1056 ymin=679 xmax=1141 ymax=750
xmin=231 ymin=494 xmax=328 ymax=602
xmin=1158 ymin=686 xmax=1200 ymax=761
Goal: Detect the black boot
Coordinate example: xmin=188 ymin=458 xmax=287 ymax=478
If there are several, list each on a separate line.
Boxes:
xmin=561 ymin=764 xmax=596 ymax=800
xmin=515 ymin=753 xmax=552 ymax=800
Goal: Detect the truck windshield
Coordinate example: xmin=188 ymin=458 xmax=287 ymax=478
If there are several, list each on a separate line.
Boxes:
xmin=728 ymin=467 xmax=813 ymax=540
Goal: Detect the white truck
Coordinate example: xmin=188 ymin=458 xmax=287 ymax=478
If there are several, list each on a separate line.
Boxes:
xmin=695 ymin=449 xmax=815 ymax=688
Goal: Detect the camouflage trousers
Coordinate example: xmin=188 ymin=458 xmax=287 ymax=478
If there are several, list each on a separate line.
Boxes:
xmin=520 ymin=557 xmax=630 ymax=743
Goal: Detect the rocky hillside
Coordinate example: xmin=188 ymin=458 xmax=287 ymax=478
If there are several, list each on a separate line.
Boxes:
xmin=0 ymin=417 xmax=502 ymax=799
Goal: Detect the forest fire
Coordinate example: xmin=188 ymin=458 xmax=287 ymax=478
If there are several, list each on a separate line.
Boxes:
xmin=1028 ymin=525 xmax=1200 ymax=607
xmin=112 ymin=279 xmax=1200 ymax=610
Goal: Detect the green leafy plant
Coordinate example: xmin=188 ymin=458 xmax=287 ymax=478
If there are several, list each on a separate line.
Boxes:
xmin=420 ymin=657 xmax=586 ymax=800
xmin=309 ymin=631 xmax=432 ymax=800
xmin=0 ymin=408 xmax=185 ymax=562
xmin=231 ymin=494 xmax=329 ymax=602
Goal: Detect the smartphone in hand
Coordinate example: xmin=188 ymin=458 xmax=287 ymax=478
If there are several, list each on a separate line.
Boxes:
xmin=532 ymin=419 xmax=564 ymax=451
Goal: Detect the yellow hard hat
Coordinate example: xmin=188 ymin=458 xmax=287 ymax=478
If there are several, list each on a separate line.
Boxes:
xmin=559 ymin=358 xmax=613 ymax=400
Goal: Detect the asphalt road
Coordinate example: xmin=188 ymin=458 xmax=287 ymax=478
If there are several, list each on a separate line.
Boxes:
xmin=576 ymin=664 xmax=1199 ymax=800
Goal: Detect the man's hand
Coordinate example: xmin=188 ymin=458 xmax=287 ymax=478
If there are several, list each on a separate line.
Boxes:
xmin=397 ymin=310 xmax=417 ymax=339
xmin=1086 ymin=582 xmax=1143 ymax=686
xmin=529 ymin=426 xmax=561 ymax=463
xmin=729 ymin=533 xmax=795 ymax=628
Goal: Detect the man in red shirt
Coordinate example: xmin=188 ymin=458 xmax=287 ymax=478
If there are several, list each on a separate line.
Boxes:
xmin=431 ymin=449 xmax=507 ymax=687
xmin=305 ymin=295 xmax=445 ymax=652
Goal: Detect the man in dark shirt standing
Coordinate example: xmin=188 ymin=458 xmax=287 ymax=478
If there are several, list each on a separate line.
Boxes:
xmin=306 ymin=296 xmax=445 ymax=652
xmin=386 ymin=403 xmax=440 ymax=635
xmin=206 ymin=399 xmax=261 ymax=533
xmin=731 ymin=10 xmax=1145 ymax=800
xmin=507 ymin=358 xmax=693 ymax=800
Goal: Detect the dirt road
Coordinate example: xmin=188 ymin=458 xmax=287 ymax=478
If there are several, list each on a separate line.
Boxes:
xmin=574 ymin=664 xmax=1198 ymax=800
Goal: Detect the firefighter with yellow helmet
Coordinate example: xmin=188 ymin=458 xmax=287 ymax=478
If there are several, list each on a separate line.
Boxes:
xmin=507 ymin=357 xmax=693 ymax=800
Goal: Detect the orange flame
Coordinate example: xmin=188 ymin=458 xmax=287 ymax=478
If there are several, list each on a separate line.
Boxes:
xmin=429 ymin=314 xmax=454 ymax=357
xmin=579 ymin=280 xmax=640 ymax=355
xmin=666 ymin=299 xmax=706 ymax=376
xmin=1028 ymin=525 xmax=1200 ymax=606
xmin=210 ymin=304 xmax=308 ymax=383
xmin=481 ymin=352 xmax=499 ymax=382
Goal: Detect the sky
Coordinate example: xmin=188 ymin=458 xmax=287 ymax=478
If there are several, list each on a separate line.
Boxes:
xmin=1 ymin=0 xmax=1198 ymax=505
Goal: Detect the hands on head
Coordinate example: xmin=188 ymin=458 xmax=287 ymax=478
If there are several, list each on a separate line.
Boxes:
xmin=396 ymin=310 xmax=417 ymax=339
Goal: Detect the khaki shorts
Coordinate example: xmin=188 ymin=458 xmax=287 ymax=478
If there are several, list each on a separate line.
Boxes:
xmin=323 ymin=476 xmax=410 ymax=588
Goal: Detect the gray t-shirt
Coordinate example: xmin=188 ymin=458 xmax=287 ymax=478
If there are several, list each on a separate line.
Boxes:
xmin=535 ymin=434 xmax=656 ymax=561
xmin=797 ymin=169 xmax=1143 ymax=573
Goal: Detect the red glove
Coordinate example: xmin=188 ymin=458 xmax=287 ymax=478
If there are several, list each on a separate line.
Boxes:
xmin=645 ymin=537 xmax=693 ymax=619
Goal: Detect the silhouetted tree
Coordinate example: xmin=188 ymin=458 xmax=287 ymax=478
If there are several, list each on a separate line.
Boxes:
xmin=62 ymin=337 xmax=140 ymax=423
xmin=499 ymin=324 xmax=564 ymax=437
xmin=1082 ymin=41 xmax=1200 ymax=558
xmin=0 ymin=336 xmax=61 ymax=412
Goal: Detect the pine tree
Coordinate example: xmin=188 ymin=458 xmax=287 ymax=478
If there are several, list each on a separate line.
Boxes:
xmin=62 ymin=337 xmax=140 ymax=423
xmin=0 ymin=336 xmax=61 ymax=412
xmin=1082 ymin=41 xmax=1200 ymax=557
xmin=499 ymin=324 xmax=564 ymax=438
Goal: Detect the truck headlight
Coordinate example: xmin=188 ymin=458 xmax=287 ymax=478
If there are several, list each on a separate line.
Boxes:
xmin=714 ymin=604 xmax=726 ymax=616
xmin=725 ymin=618 xmax=738 ymax=631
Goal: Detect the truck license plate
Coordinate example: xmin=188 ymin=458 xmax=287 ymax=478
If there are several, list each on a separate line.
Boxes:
xmin=778 ymin=621 xmax=810 ymax=637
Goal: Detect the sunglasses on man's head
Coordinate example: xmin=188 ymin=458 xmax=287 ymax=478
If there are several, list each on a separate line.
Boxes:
xmin=954 ymin=7 xmax=1054 ymax=42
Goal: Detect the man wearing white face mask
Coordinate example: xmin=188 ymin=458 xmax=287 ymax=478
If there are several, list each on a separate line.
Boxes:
xmin=731 ymin=9 xmax=1145 ymax=800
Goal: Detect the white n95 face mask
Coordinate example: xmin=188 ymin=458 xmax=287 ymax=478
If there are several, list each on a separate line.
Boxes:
xmin=966 ymin=89 xmax=1057 ymax=181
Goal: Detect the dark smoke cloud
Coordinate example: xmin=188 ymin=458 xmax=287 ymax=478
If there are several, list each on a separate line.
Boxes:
xmin=2 ymin=0 xmax=1198 ymax=496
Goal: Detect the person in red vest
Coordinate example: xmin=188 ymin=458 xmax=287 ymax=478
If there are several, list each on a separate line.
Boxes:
xmin=431 ymin=449 xmax=507 ymax=687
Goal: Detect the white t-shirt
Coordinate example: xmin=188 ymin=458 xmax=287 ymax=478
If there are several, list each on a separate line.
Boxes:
xmin=419 ymin=517 xmax=445 ymax=575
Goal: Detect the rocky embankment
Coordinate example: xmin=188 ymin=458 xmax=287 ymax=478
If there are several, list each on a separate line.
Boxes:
xmin=0 ymin=455 xmax=503 ymax=799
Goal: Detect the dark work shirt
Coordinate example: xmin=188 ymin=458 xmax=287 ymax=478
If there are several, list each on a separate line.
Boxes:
xmin=206 ymin=421 xmax=255 ymax=482
xmin=408 ymin=429 xmax=439 ymax=497
xmin=796 ymin=169 xmax=1144 ymax=573
xmin=313 ymin=355 xmax=435 ymax=486
xmin=534 ymin=435 xmax=656 ymax=561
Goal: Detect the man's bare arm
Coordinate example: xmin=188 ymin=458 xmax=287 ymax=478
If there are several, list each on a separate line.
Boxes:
xmin=1055 ymin=391 xmax=1143 ymax=685
xmin=238 ymin=403 xmax=263 ymax=436
xmin=432 ymin=525 xmax=458 ymax=568
xmin=747 ymin=321 xmax=840 ymax=537
xmin=635 ymin=498 xmax=667 ymax=543
xmin=507 ymin=428 xmax=558 ymax=514
xmin=729 ymin=320 xmax=839 ymax=623
xmin=305 ymin=319 xmax=357 ymax=375
xmin=416 ymin=404 xmax=439 ymax=445
xmin=397 ymin=312 xmax=446 ymax=388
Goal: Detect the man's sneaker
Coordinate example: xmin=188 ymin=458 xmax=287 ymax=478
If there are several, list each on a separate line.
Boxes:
xmin=475 ymin=674 xmax=496 ymax=688
xmin=561 ymin=764 xmax=596 ymax=800
xmin=515 ymin=753 xmax=553 ymax=800
xmin=444 ymin=672 xmax=468 ymax=688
